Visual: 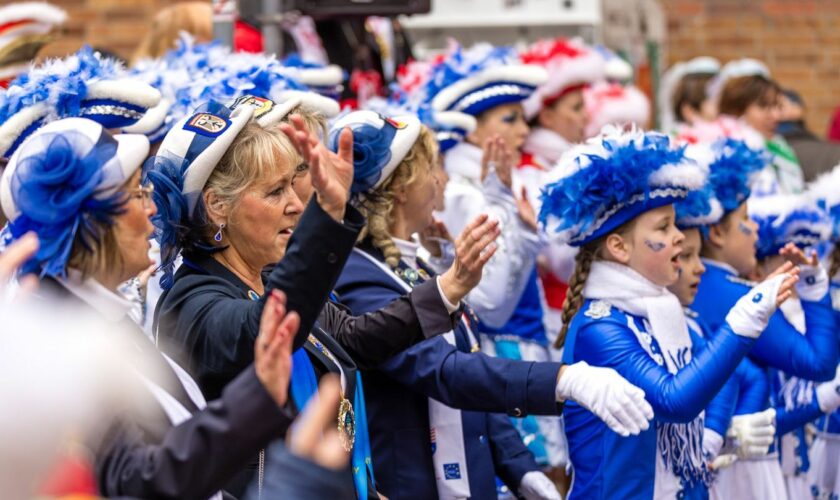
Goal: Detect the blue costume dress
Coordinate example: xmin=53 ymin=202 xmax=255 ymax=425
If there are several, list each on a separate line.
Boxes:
xmin=334 ymin=240 xmax=565 ymax=500
xmin=693 ymin=259 xmax=837 ymax=499
xmin=808 ymin=276 xmax=840 ymax=498
xmin=562 ymin=297 xmax=755 ymax=500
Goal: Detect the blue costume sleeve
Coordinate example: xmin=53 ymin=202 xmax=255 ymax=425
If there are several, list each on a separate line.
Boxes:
xmin=338 ymin=277 xmax=563 ymax=417
xmin=775 ymin=389 xmax=824 ymax=436
xmin=485 ymin=413 xmax=540 ymax=491
xmin=689 ymin=324 xmax=738 ymax=436
xmin=749 ymin=296 xmax=838 ymax=382
xmin=573 ymin=319 xmax=754 ymax=423
xmin=733 ymin=358 xmax=771 ymax=415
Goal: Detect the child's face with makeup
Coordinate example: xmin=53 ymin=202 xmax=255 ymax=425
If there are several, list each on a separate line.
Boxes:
xmin=470 ymin=103 xmax=530 ymax=156
xmin=668 ymin=228 xmax=706 ymax=305
xmin=712 ymin=202 xmax=759 ymax=275
xmin=615 ymin=205 xmax=685 ymax=287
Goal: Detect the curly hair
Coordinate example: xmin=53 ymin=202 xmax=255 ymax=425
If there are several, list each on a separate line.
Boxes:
xmin=356 ymin=126 xmax=438 ymax=268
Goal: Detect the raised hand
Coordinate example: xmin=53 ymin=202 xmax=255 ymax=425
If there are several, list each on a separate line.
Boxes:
xmin=279 ymin=115 xmax=353 ymax=222
xmin=555 ymin=361 xmax=654 ymax=437
xmin=255 ymin=289 xmax=299 ymax=407
xmin=480 ymin=135 xmax=513 ymax=189
xmin=438 ymin=214 xmax=501 ymax=305
xmin=725 ymin=267 xmax=799 ymax=338
xmin=516 ymin=186 xmax=538 ymax=231
xmin=288 ymin=375 xmax=349 ymax=470
xmin=0 ymin=232 xmax=39 ymax=297
xmin=779 ymin=244 xmax=828 ymax=301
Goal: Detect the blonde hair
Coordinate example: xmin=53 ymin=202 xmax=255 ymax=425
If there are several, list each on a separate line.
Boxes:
xmin=357 ymin=126 xmax=438 ymax=268
xmin=555 ymin=219 xmax=638 ymax=348
xmin=283 ymin=105 xmax=328 ymax=139
xmin=132 ymin=2 xmax=212 ymax=65
xmin=199 ymin=123 xmax=300 ymax=243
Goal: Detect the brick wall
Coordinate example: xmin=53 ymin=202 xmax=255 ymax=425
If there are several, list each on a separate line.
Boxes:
xmin=663 ymin=0 xmax=840 ymax=137
xmin=37 ymin=0 xmax=206 ymax=63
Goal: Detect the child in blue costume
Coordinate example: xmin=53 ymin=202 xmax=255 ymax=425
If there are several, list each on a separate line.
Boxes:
xmin=329 ymin=111 xmax=656 ymax=500
xmin=668 ymin=171 xmax=804 ymax=498
xmin=539 ymin=127 xmax=798 ymax=500
xmin=747 ymin=194 xmax=840 ymax=500
xmin=691 ymin=137 xmax=838 ymax=500
xmin=806 ymin=164 xmax=840 ymax=499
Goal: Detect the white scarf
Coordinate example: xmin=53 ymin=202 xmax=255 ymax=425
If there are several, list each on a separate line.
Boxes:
xmin=353 ymin=247 xmax=473 ymax=499
xmin=583 ymin=261 xmax=708 ymax=492
xmin=523 ymin=127 xmax=572 ymax=165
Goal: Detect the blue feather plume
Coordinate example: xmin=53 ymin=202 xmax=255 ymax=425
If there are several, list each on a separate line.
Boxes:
xmin=706 ymin=138 xmax=769 ymax=213
xmin=423 ymin=43 xmax=519 ymax=104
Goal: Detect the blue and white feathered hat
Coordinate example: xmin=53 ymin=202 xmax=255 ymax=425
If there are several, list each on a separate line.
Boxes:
xmin=673 ymin=137 xmax=765 ymax=229
xmin=538 ymin=126 xmax=706 ymax=246
xmin=426 ymin=43 xmax=547 ymax=121
xmin=0 ymin=46 xmax=161 ymax=158
xmin=327 ymin=110 xmax=422 ymax=195
xmin=126 ymin=36 xmax=339 ymax=144
xmin=685 ymin=137 xmax=769 ymax=217
xmin=0 ymin=117 xmax=150 ymax=277
xmin=806 ymin=163 xmax=840 ymax=242
xmin=748 ymin=194 xmax=831 ymax=260
xmin=281 ymin=53 xmax=345 ymax=100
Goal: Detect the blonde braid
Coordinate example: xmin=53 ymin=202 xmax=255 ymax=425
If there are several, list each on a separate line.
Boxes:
xmin=555 ymin=245 xmax=596 ymax=348
xmin=357 ymin=126 xmax=438 ymax=269
xmin=830 ymin=244 xmax=840 ymax=282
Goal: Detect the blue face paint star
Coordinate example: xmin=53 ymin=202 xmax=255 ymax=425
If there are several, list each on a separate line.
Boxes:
xmin=738 ymin=221 xmax=753 ymax=236
xmin=644 ymin=239 xmax=666 ymax=252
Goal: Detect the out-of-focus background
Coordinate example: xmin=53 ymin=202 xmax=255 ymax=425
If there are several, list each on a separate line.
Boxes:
xmin=35 ymin=0 xmax=840 ymax=137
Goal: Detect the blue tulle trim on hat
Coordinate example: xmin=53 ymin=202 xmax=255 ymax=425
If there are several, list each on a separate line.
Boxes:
xmin=3 ymin=130 xmax=125 ymax=278
xmin=329 ymin=122 xmax=397 ymax=194
xmin=143 ymin=153 xmax=192 ymax=290
xmin=675 ymin=186 xmax=716 ymax=228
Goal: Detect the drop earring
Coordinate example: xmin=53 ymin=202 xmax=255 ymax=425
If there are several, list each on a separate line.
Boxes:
xmin=214 ymin=222 xmax=226 ymax=242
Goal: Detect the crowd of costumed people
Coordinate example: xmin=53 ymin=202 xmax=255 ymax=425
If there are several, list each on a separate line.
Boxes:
xmin=3 ymin=2 xmax=840 ymax=500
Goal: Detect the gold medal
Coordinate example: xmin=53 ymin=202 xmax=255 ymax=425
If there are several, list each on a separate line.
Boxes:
xmin=337 ymin=397 xmax=356 ymax=452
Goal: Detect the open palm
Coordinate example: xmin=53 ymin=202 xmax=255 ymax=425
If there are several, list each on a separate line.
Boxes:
xmin=280 ymin=115 xmax=354 ymax=222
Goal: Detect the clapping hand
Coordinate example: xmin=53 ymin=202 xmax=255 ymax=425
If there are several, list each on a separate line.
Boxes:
xmin=481 ymin=135 xmax=513 ymax=189
xmin=255 ymin=289 xmax=299 ymax=407
xmin=280 ymin=115 xmax=354 ymax=223
xmin=288 ymin=375 xmax=349 ymax=470
xmin=438 ymin=214 xmax=501 ymax=305
xmin=0 ymin=232 xmax=39 ymax=298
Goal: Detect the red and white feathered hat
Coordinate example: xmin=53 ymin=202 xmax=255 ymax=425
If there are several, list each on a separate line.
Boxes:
xmin=584 ymin=81 xmax=651 ymax=138
xmin=0 ymin=2 xmax=66 ymax=87
xmin=520 ymin=38 xmax=605 ymax=119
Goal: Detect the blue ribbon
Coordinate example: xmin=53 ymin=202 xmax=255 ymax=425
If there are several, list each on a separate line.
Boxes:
xmin=258 ymin=291 xmax=375 ymax=500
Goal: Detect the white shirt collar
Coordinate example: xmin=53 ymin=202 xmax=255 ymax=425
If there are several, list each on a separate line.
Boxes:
xmin=523 ymin=127 xmax=572 ymax=164
xmin=394 ymin=237 xmax=421 ymax=270
xmin=59 ymin=269 xmax=133 ymax=322
xmin=701 ymin=258 xmax=738 ymax=276
xmin=443 ymin=142 xmax=483 ymax=182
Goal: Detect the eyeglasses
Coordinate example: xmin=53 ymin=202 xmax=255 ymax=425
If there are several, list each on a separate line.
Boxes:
xmin=128 ymin=184 xmax=155 ymax=209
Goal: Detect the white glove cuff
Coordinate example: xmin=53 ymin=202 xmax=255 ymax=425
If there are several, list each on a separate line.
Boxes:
xmin=725 ymin=274 xmax=786 ymax=338
xmin=555 ymin=361 xmax=587 ymax=402
xmin=817 ymin=380 xmax=840 ymax=413
xmin=703 ymin=429 xmax=724 ymax=459
xmin=797 ymin=264 xmax=829 ymax=302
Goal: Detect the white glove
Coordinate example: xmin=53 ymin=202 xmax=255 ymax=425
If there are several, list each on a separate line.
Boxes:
xmin=816 ymin=365 xmax=840 ymax=413
xmin=797 ymin=264 xmax=829 ymax=302
xmin=725 ymin=274 xmax=787 ymax=338
xmin=519 ymin=471 xmax=562 ymax=500
xmin=727 ymin=408 xmax=776 ymax=458
xmin=556 ymin=361 xmax=654 ymax=437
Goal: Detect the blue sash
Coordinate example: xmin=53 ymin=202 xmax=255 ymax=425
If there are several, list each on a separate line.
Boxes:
xmin=253 ymin=290 xmax=375 ymax=500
